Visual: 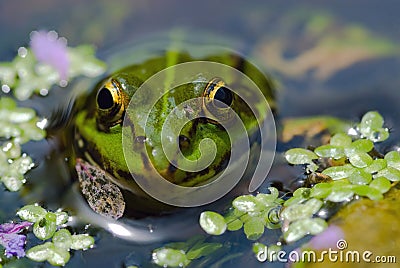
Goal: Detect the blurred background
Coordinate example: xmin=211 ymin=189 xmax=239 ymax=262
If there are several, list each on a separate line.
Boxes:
xmin=1 ymin=0 xmax=400 ymax=120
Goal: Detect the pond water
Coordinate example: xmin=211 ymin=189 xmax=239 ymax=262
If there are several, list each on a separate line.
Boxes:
xmin=1 ymin=0 xmax=400 ymax=267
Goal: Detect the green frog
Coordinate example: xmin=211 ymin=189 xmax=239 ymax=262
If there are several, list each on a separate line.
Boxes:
xmin=72 ymin=42 xmax=275 ymax=218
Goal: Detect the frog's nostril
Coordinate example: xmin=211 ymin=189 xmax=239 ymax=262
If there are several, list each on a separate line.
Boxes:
xmin=178 ymin=135 xmax=190 ymax=150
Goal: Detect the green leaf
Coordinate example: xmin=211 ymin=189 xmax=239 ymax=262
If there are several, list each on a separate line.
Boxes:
xmin=363 ymin=159 xmax=387 ymax=174
xmin=243 ymin=217 xmax=264 ymax=240
xmin=326 ymin=188 xmax=354 ymax=202
xmin=360 ymin=111 xmax=384 ymax=130
xmin=368 ymin=128 xmax=389 ymax=142
xmin=152 ymin=248 xmax=190 ymax=268
xmin=352 ymin=185 xmax=383 ymax=200
xmin=1 ymin=171 xmax=24 ymax=191
xmin=232 ymin=195 xmax=263 ymax=213
xmin=52 ymin=229 xmax=72 ymax=250
xmin=322 ymin=164 xmax=355 ymax=180
xmin=71 ymin=234 xmax=95 ymax=250
xmin=314 ymin=145 xmax=345 ymax=159
xmin=55 ymin=211 xmax=69 ymax=226
xmin=255 ymin=187 xmax=279 ymax=205
xmin=26 ymin=242 xmax=53 ymax=262
xmin=17 ymin=204 xmax=47 ymax=222
xmin=47 ymin=246 xmax=70 ymax=267
xmin=369 ymin=177 xmax=391 ymax=194
xmin=374 ymin=167 xmax=400 ymax=181
xmin=283 ymin=196 xmax=307 ymax=207
xmin=293 ymin=187 xmax=311 ymax=198
xmin=284 ymin=148 xmax=318 ymax=165
xmin=347 ymin=151 xmax=373 ymax=168
xmin=385 ymin=151 xmax=400 ymax=170
xmin=199 ymin=211 xmax=227 ymax=235
xmin=186 ymin=243 xmax=222 ymax=260
xmin=33 ymin=212 xmax=57 ymax=240
xmin=347 ymin=139 xmax=374 ymax=153
xmin=281 ymin=198 xmax=322 ymax=222
xmin=347 ymin=168 xmax=372 ymax=185
xmin=227 ymin=218 xmax=243 ymax=231
xmin=310 ymin=183 xmax=332 ymax=199
xmin=330 ymin=133 xmax=352 ymax=147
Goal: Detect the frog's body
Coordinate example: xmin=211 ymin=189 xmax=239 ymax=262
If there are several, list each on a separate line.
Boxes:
xmin=73 ymin=46 xmax=275 ymax=212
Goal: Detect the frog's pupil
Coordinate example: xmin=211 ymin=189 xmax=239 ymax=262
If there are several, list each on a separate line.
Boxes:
xmin=97 ymin=87 xmax=114 ymax=110
xmin=214 ymin=87 xmax=233 ymax=107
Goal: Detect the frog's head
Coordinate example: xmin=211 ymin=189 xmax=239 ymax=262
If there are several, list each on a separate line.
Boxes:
xmin=74 ymin=53 xmax=274 ymax=200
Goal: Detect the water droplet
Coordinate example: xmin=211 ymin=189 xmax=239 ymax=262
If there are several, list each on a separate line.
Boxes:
xmin=36 ymin=118 xmax=48 ymax=129
xmin=59 ymin=80 xmax=68 ymax=87
xmin=347 ymin=127 xmax=358 ymax=136
xmin=2 ymin=84 xmax=10 ymax=93
xmin=39 ymin=88 xmax=49 ymax=96
xmin=17 ymin=47 xmax=28 ymax=58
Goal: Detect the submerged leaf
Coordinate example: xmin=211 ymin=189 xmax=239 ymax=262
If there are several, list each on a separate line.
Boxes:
xmin=152 ymin=248 xmax=190 ymax=268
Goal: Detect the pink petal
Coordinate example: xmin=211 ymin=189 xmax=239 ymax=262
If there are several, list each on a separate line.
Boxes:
xmin=30 ymin=31 xmax=70 ymax=80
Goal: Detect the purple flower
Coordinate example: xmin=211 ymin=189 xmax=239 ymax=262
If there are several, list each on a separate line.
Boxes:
xmin=30 ymin=30 xmax=70 ymax=81
xmin=0 ymin=221 xmax=32 ymax=258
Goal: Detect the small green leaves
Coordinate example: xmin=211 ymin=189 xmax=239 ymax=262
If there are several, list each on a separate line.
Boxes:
xmin=284 ymin=148 xmax=318 ymax=165
xmin=385 ymin=151 xmax=400 ymax=170
xmin=322 ymin=164 xmax=354 ymax=180
xmin=52 ymin=229 xmax=72 ymax=250
xmin=374 ymin=167 xmax=400 ymax=182
xmin=16 ymin=204 xmax=95 ymax=266
xmin=369 ymin=177 xmax=391 ymax=194
xmin=357 ymin=111 xmax=389 ymax=142
xmin=347 ymin=151 xmax=373 ymax=168
xmin=315 ymin=145 xmax=344 ymax=159
xmin=17 ymin=204 xmax=47 ymax=222
xmin=0 ymin=97 xmax=43 ymax=191
xmin=33 ymin=212 xmax=57 ymax=240
xmin=243 ymin=217 xmax=265 ymax=240
xmin=26 ymin=242 xmax=70 ymax=267
xmin=26 ymin=242 xmax=55 ymax=262
xmin=330 ymin=132 xmax=352 ymax=147
xmin=233 ymin=195 xmax=263 ymax=213
xmin=70 ymin=234 xmax=95 ymax=250
xmin=199 ymin=211 xmax=227 ymax=235
xmin=152 ymin=248 xmax=190 ymax=267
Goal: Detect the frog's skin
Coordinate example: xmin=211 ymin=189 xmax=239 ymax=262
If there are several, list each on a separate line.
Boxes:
xmin=74 ymin=48 xmax=275 ymax=206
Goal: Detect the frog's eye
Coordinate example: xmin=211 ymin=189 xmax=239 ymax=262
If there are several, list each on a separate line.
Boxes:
xmin=203 ymin=78 xmax=235 ymax=122
xmin=96 ymin=79 xmax=127 ymax=131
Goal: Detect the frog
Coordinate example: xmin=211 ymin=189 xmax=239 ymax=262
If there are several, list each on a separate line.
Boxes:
xmin=72 ymin=42 xmax=276 ymax=218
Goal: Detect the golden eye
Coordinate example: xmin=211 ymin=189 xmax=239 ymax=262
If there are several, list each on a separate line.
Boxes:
xmin=203 ymin=77 xmax=235 ymax=123
xmin=96 ymin=79 xmax=128 ymax=131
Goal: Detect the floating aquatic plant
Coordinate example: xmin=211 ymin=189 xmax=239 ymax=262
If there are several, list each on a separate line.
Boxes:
xmin=0 ymin=97 xmax=42 ymax=191
xmin=11 ymin=204 xmax=95 ymax=267
xmin=153 ymin=111 xmax=398 ymax=267
xmin=0 ymin=30 xmax=106 ymax=100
